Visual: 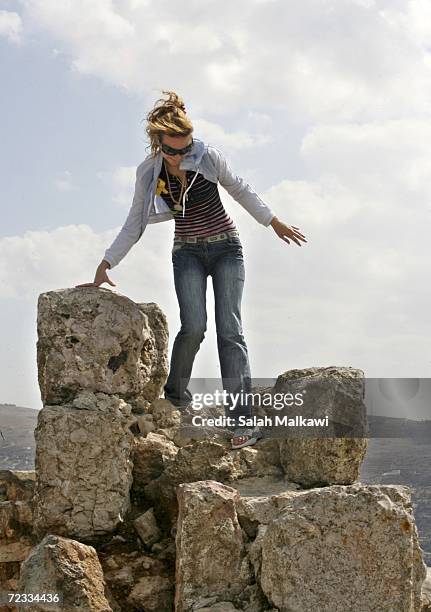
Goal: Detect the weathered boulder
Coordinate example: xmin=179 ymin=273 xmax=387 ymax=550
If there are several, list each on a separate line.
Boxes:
xmin=278 ymin=436 xmax=367 ymax=486
xmin=136 ymin=302 xmax=169 ymax=403
xmin=247 ymin=482 xmax=427 ymax=612
xmin=32 ymin=391 xmax=136 ymax=540
xmin=17 ymin=534 xmax=113 ymax=611
xmin=175 ymin=481 xmax=253 ymax=612
xmin=268 ymin=366 xmax=368 ymax=486
xmin=133 ymin=507 xmax=162 ymax=548
xmin=132 ymin=432 xmax=178 ymax=494
xmin=173 ymin=476 xmax=428 ymax=611
xmin=37 ymin=288 xmax=168 ymax=405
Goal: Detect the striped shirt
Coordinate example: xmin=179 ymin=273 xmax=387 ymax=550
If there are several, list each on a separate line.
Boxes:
xmin=158 ymin=161 xmax=237 ymax=238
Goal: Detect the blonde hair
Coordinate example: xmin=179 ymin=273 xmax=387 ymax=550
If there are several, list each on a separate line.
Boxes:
xmin=144 ymin=90 xmax=193 ymax=157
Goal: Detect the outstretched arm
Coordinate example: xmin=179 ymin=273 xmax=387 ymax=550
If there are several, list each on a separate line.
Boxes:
xmin=76 ymin=163 xmax=146 ymax=288
xmin=209 ymin=146 xmax=307 ymax=246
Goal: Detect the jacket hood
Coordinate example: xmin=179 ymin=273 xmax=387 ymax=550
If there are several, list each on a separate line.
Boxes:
xmin=151 ymin=137 xmax=205 ymax=178
xmin=152 ymin=137 xmax=205 ymax=217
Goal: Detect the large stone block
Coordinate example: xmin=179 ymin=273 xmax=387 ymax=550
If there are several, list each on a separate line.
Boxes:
xmin=17 ymin=534 xmax=112 ymax=611
xmin=248 ymin=482 xmax=427 ymax=612
xmin=32 ymin=391 xmax=136 ymax=540
xmin=175 ymin=481 xmax=253 ymax=612
xmin=270 ymin=366 xmax=368 ymax=486
xmin=37 ymin=288 xmax=168 ymax=405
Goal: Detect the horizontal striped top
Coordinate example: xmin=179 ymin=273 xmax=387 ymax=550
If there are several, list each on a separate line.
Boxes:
xmin=158 ymin=161 xmax=237 ymax=238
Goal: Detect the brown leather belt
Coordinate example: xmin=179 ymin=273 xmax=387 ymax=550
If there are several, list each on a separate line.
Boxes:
xmin=173 ymin=229 xmax=240 ymax=244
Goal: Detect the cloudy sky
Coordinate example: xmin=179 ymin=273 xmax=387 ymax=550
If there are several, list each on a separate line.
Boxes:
xmin=1 ymin=0 xmax=430 ymax=419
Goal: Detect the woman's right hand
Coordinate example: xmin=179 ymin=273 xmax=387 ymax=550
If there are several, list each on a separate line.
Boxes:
xmin=75 ymin=261 xmax=116 ymax=288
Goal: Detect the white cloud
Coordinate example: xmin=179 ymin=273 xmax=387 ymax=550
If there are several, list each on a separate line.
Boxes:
xmin=0 ymin=10 xmax=22 ymax=44
xmin=300 ymin=119 xmax=431 ymax=210
xmin=192 ymin=118 xmax=271 ymax=150
xmin=19 ymin=0 xmax=431 ymax=121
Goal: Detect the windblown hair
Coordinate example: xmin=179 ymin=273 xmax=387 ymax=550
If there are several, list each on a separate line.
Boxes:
xmin=144 ymin=90 xmax=193 ymax=157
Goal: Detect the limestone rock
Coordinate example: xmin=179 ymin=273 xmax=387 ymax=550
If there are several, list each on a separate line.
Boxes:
xmin=234 ymin=475 xmax=301 ymax=534
xmin=37 ymin=288 xmax=168 ymax=405
xmin=144 ymin=437 xmax=284 ymax=530
xmin=0 ymin=500 xmax=32 ymax=539
xmin=175 ymin=481 xmax=253 ymax=612
xmin=278 ymin=437 xmax=367 ymax=486
xmin=0 ymin=538 xmax=32 ymax=563
xmin=32 ymin=391 xmax=135 ymax=539
xmin=270 ymin=366 xmax=368 ymax=486
xmin=126 ymin=574 xmax=174 ymax=611
xmin=17 ymin=534 xmax=112 ymax=611
xmin=253 ymin=484 xmax=427 ymax=612
xmin=422 ymin=567 xmax=431 ymax=611
xmin=137 ymin=302 xmax=170 ymax=402
xmin=150 ymin=398 xmax=182 ymax=429
xmin=134 ymin=508 xmax=161 ymax=547
xmin=99 ymin=550 xmax=172 ymax=608
xmin=132 ymin=432 xmax=178 ymax=494
xmin=136 ymin=413 xmax=156 ymax=436
xmin=0 ymin=470 xmax=35 ymax=502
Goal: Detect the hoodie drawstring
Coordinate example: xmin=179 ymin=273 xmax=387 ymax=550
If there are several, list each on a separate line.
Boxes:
xmin=182 ymin=167 xmax=200 ymax=218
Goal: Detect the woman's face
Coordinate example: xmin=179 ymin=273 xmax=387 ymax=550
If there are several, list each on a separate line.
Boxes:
xmin=159 ymin=134 xmax=193 ymax=168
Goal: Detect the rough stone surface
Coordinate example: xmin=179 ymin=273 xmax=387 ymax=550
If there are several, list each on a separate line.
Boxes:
xmin=32 ymin=391 xmax=136 ymax=539
xmin=134 ymin=507 xmax=161 ymax=547
xmin=0 ymin=471 xmax=36 ymax=600
xmin=37 ymin=288 xmax=168 ymax=405
xmin=278 ymin=437 xmax=367 ymax=486
xmin=0 ymin=539 xmax=32 ymax=563
xmin=126 ymin=574 xmax=174 ymax=611
xmin=137 ymin=302 xmax=170 ymax=403
xmin=269 ymin=366 xmax=368 ymax=486
xmin=252 ymin=483 xmax=427 ymax=612
xmin=422 ymin=567 xmax=431 ymax=611
xmin=143 ymin=430 xmax=283 ymax=530
xmin=0 ymin=470 xmax=35 ymax=502
xmin=0 ymin=500 xmax=32 ymax=539
xmin=132 ymin=432 xmax=179 ymax=494
xmin=17 ymin=534 xmax=113 ymax=611
xmin=175 ymin=481 xmax=253 ymax=612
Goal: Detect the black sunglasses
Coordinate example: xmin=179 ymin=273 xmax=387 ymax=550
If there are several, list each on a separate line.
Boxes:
xmin=160 ymin=138 xmax=194 ymax=156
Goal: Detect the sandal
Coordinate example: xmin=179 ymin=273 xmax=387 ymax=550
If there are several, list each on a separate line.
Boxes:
xmin=231 ymin=426 xmax=263 ymax=450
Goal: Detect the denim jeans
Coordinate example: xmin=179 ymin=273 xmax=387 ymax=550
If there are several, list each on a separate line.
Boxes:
xmin=163 ymin=235 xmax=253 ymax=426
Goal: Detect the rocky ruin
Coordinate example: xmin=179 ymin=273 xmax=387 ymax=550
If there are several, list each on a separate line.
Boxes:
xmin=0 ymin=287 xmax=429 ymax=611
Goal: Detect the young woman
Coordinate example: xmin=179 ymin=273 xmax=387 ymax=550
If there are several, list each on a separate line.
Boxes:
xmin=77 ymin=90 xmax=307 ymax=449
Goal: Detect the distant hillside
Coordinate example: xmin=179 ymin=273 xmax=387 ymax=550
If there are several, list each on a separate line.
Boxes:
xmin=0 ymin=403 xmax=39 ymax=470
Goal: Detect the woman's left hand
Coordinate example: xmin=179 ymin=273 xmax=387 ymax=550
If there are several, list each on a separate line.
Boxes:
xmin=270 ymin=217 xmax=307 ymax=246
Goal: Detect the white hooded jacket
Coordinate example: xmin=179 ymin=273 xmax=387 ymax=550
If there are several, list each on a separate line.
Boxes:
xmin=103 ymin=137 xmax=276 ymax=268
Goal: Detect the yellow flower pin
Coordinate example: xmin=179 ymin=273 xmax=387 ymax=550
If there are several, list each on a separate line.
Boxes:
xmin=156 ymin=178 xmax=169 ymax=196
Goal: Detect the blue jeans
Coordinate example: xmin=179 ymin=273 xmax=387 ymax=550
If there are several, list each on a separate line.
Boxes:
xmin=163 ymin=235 xmax=252 ymax=426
